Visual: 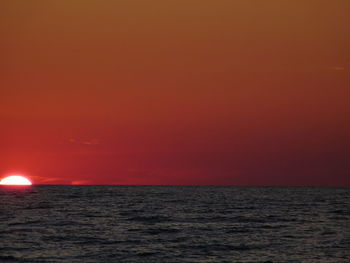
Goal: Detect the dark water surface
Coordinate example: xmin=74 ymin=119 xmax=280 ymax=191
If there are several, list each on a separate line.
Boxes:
xmin=0 ymin=186 xmax=349 ymax=262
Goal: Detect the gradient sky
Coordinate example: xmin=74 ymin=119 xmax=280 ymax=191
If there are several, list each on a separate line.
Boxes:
xmin=1 ymin=0 xmax=349 ymax=185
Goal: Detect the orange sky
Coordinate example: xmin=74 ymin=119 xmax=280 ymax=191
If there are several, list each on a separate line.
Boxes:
xmin=1 ymin=0 xmax=349 ymax=185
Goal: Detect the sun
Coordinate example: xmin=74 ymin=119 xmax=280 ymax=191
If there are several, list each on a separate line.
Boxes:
xmin=0 ymin=175 xmax=32 ymax=186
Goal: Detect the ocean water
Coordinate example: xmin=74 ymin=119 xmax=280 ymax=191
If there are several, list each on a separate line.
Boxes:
xmin=0 ymin=186 xmax=349 ymax=263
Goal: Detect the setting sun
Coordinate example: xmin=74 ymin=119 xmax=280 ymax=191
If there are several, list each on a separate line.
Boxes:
xmin=0 ymin=175 xmax=32 ymax=186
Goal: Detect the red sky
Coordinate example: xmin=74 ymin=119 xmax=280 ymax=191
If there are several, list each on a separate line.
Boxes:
xmin=1 ymin=1 xmax=349 ymax=185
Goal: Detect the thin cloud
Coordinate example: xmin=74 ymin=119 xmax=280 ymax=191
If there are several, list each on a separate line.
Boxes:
xmin=71 ymin=180 xmax=91 ymax=185
xmin=329 ymin=66 xmax=345 ymax=71
xmin=67 ymin=138 xmax=101 ymax=145
xmin=30 ymin=176 xmax=67 ymax=184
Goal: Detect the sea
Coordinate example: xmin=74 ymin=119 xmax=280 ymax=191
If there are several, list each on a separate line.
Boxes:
xmin=0 ymin=186 xmax=349 ymax=263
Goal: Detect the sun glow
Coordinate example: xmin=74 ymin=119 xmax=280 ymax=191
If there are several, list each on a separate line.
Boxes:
xmin=0 ymin=175 xmax=32 ymax=186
